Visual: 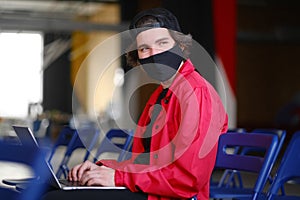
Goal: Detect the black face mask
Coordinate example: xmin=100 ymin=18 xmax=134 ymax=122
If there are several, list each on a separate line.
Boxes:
xmin=139 ymin=45 xmax=184 ymax=82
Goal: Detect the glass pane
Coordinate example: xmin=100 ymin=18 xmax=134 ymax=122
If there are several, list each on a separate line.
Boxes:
xmin=0 ymin=32 xmax=43 ymax=118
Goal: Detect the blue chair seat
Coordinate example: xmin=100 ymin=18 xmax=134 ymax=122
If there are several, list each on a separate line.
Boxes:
xmin=210 ymin=187 xmax=254 ymax=198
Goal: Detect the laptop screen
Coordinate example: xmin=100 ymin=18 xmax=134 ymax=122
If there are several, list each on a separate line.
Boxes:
xmin=12 ymin=125 xmax=39 ymax=147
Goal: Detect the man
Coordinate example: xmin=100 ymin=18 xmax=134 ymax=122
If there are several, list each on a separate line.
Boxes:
xmin=45 ymin=7 xmax=228 ymax=200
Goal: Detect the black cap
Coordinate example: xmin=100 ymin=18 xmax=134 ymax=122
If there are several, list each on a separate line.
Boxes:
xmin=129 ymin=8 xmax=182 ymax=38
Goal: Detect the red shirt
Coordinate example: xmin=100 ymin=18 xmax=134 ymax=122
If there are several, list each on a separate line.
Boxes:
xmin=98 ymin=59 xmax=228 ymax=200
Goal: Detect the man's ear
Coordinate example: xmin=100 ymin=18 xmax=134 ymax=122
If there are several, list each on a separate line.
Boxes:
xmin=179 ymin=44 xmax=184 ymax=51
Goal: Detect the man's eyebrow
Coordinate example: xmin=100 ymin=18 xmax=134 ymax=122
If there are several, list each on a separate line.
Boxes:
xmin=137 ymin=37 xmax=172 ymax=49
xmin=137 ymin=43 xmax=148 ymax=49
xmin=155 ymin=37 xmax=171 ymax=44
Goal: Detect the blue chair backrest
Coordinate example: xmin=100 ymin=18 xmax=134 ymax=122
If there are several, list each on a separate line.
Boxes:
xmin=212 ymin=129 xmax=286 ymax=190
xmin=65 ymin=126 xmax=100 ymax=160
xmin=47 ymin=126 xmax=77 ymax=163
xmin=93 ymin=128 xmax=133 ymax=162
xmin=0 ymin=142 xmax=50 ymax=200
xmin=215 ymin=132 xmax=279 ymax=197
xmin=247 ymin=129 xmax=286 ymax=162
xmin=267 ymin=130 xmax=300 ymax=199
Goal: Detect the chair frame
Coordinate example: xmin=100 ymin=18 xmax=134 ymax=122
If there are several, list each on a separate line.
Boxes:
xmin=93 ymin=128 xmax=133 ymax=162
xmin=211 ymin=129 xmax=286 ymax=190
xmin=266 ymin=131 xmax=300 ymax=200
xmin=210 ymin=132 xmax=279 ymax=200
xmin=54 ymin=126 xmax=100 ymax=178
xmin=210 ymin=128 xmax=247 ymax=188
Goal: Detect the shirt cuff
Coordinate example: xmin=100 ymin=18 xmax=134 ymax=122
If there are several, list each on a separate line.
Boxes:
xmin=114 ymin=170 xmax=124 ymax=186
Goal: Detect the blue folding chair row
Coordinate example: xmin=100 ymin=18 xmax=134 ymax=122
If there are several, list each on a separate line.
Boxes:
xmin=2 ymin=125 xmax=134 ymax=191
xmin=49 ymin=126 xmax=133 ymax=178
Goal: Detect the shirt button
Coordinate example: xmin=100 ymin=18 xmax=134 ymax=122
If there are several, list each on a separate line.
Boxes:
xmin=154 ymin=154 xmax=158 ymax=159
xmin=155 ymin=125 xmax=159 ymax=129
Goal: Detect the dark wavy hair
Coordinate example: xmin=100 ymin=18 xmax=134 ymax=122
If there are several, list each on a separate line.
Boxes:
xmin=126 ymin=15 xmax=193 ymax=67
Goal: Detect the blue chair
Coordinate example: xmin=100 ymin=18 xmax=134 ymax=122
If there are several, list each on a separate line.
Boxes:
xmin=211 ymin=129 xmax=286 ymax=190
xmin=209 ymin=132 xmax=279 ymax=200
xmin=0 ymin=142 xmax=50 ymax=200
xmin=264 ymin=130 xmax=300 ymax=200
xmin=93 ymin=128 xmax=133 ymax=162
xmin=232 ymin=129 xmax=286 ymax=189
xmin=235 ymin=130 xmax=300 ymax=200
xmin=54 ymin=126 xmax=100 ymax=178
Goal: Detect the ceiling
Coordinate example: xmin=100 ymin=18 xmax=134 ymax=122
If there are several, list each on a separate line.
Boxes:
xmin=0 ymin=0 xmax=128 ymax=32
xmin=1 ymin=0 xmax=299 ymax=40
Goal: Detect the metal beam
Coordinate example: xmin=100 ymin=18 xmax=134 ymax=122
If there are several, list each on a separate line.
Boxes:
xmin=0 ymin=15 xmax=129 ymax=32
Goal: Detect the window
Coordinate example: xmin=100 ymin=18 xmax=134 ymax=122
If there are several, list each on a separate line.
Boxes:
xmin=0 ymin=32 xmax=43 ymax=118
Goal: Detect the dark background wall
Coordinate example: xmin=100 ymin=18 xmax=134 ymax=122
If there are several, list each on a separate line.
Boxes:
xmin=43 ymin=0 xmax=300 ymax=137
xmin=120 ymin=0 xmax=300 ymax=136
xmin=43 ymin=33 xmax=73 ymax=114
xmin=236 ymin=2 xmax=300 ymax=135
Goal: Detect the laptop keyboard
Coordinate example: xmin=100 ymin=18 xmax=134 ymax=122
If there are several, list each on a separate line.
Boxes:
xmin=59 ymin=179 xmax=82 ymax=186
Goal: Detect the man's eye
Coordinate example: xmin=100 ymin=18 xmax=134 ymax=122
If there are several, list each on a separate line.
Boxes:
xmin=138 ymin=47 xmax=149 ymax=52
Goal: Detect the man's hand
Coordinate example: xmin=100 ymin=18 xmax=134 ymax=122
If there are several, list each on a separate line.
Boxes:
xmin=68 ymin=160 xmax=115 ymax=187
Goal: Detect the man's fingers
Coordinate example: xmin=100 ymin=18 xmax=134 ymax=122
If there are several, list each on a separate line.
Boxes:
xmin=79 ymin=166 xmax=115 ymax=187
xmin=68 ymin=161 xmax=92 ymax=181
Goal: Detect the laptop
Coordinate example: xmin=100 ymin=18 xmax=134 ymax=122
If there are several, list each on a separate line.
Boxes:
xmin=10 ymin=125 xmax=126 ymax=190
